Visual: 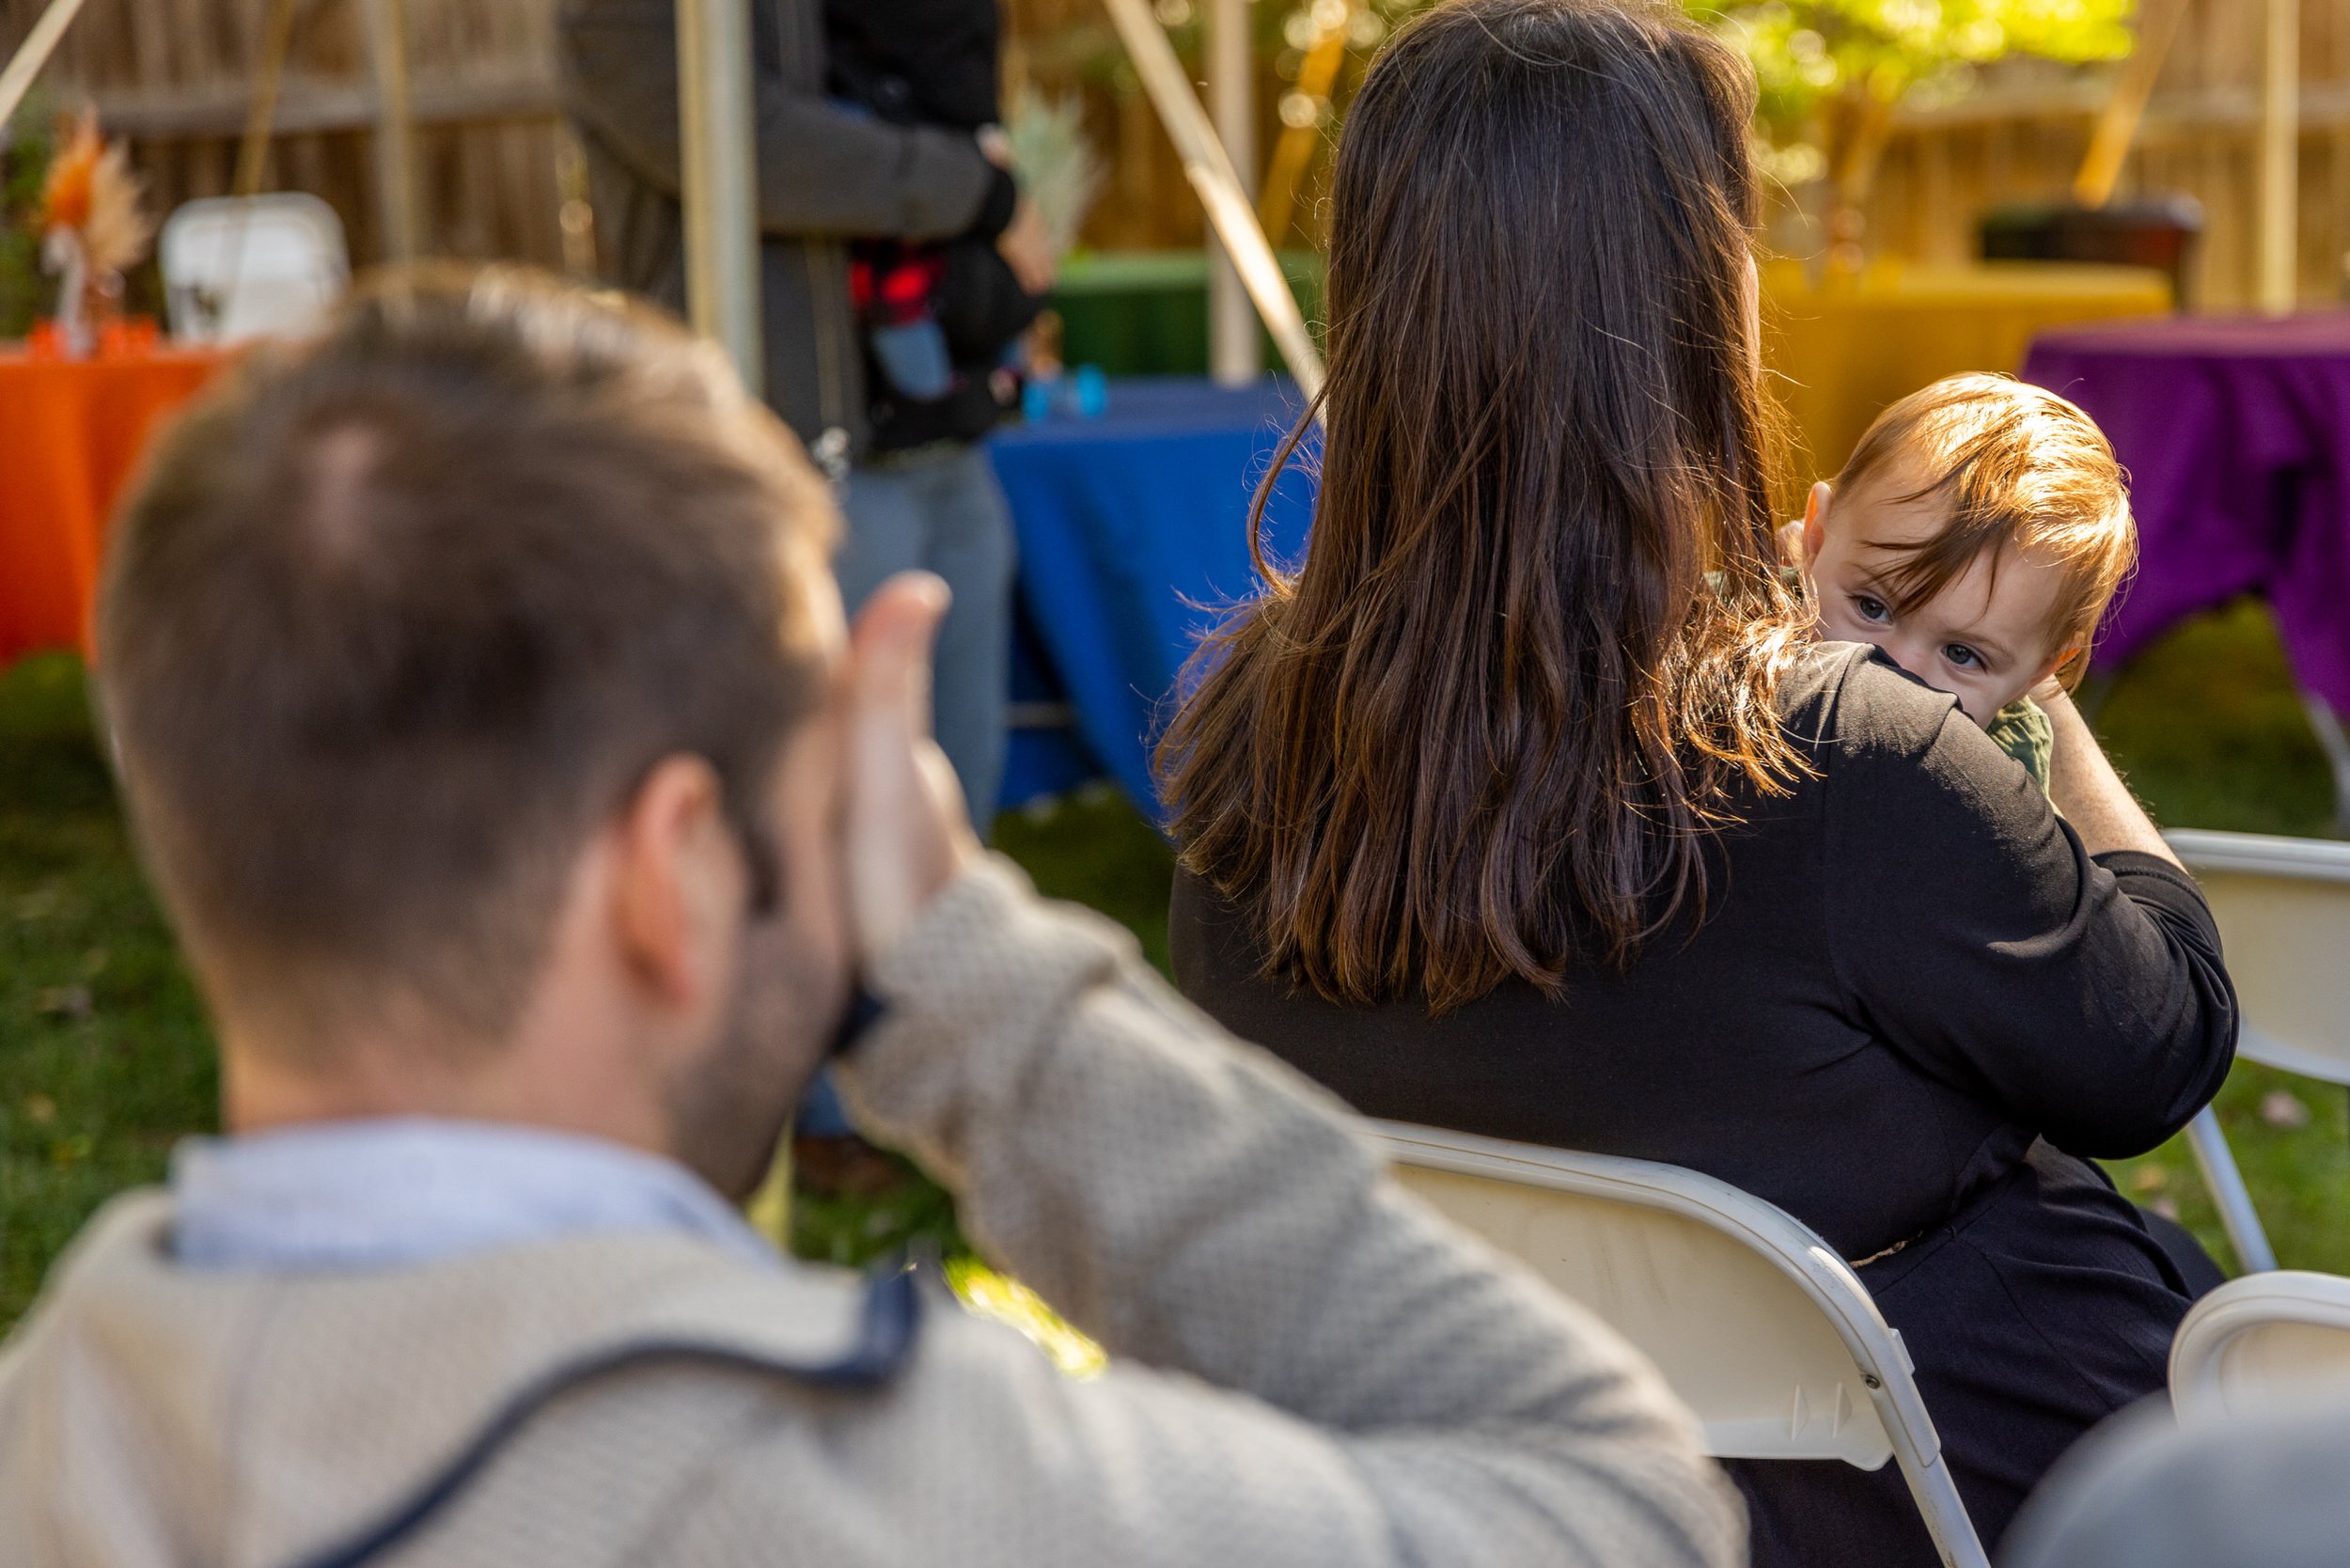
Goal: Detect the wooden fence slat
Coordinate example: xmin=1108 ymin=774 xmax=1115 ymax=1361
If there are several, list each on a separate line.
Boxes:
xmin=91 ymin=70 xmax=556 ymax=139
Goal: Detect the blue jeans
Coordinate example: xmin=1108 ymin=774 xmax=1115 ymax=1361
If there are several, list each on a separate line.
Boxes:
xmin=837 ymin=444 xmax=1014 ymax=827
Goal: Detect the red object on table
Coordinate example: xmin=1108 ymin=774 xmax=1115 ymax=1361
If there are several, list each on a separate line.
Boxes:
xmin=0 ymin=346 xmax=227 ymax=666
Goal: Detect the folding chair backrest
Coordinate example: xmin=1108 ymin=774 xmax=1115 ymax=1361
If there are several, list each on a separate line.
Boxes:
xmin=1406 ymin=1161 xmax=1891 ymax=1457
xmin=2170 ymin=1271 xmax=2350 ymax=1425
xmin=160 ymin=194 xmax=351 ymax=346
xmin=2166 ymin=830 xmax=2350 ymax=1084
xmin=1371 ymin=1123 xmax=1990 ymax=1568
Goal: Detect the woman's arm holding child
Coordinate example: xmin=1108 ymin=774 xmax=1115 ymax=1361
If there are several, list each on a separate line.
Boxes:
xmin=1826 ymin=656 xmax=2234 ymax=1156
xmin=2037 ymin=681 xmax=2183 ymax=870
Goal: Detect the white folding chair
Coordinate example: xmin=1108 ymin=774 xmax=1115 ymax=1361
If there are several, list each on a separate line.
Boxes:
xmin=2167 ymin=829 xmax=2350 ymax=1275
xmin=2170 ymin=1270 xmax=2350 ymax=1425
xmin=1369 ymin=1121 xmax=1990 ymax=1568
xmin=159 ymin=193 xmax=351 ymax=345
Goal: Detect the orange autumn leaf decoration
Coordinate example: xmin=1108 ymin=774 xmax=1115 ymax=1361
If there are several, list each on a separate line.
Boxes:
xmin=40 ymin=111 xmax=153 ymax=277
xmin=39 ymin=117 xmax=98 ymax=232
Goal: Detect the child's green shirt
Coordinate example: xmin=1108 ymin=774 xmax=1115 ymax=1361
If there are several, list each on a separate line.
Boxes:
xmin=1984 ymin=696 xmax=2053 ymax=794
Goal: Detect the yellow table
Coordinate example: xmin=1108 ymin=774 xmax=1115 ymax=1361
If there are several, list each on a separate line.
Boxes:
xmin=1762 ymin=261 xmax=2173 ymax=476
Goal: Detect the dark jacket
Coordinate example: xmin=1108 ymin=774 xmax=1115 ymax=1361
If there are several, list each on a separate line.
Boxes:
xmin=556 ymin=0 xmax=1005 ymax=464
xmin=1171 ymin=642 xmax=2239 ymax=1566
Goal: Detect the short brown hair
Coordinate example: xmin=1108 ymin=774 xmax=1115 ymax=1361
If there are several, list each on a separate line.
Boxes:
xmin=98 ymin=266 xmax=838 ymax=1050
xmin=1837 ymin=373 xmax=2134 ymax=680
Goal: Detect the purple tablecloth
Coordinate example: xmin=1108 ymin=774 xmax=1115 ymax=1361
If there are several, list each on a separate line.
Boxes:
xmin=2022 ymin=314 xmax=2350 ymax=709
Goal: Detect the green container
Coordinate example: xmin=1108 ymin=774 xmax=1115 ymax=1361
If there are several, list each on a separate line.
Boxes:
xmin=1049 ymin=250 xmax=1327 ymax=377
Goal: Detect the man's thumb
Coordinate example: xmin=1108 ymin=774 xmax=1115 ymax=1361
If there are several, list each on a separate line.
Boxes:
xmin=851 ymin=572 xmax=951 ymax=727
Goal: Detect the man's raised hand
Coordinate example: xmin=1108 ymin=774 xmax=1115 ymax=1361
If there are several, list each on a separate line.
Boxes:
xmin=843 ymin=572 xmax=982 ymax=961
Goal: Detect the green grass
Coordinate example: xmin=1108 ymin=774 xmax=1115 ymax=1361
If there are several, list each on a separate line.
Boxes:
xmin=0 ymin=655 xmax=215 ymax=1325
xmin=2093 ymin=599 xmax=2345 ymax=838
xmin=2088 ymin=598 xmax=2349 ymax=1274
xmin=994 ymin=783 xmax=1177 ymax=972
xmin=0 ymin=594 xmax=2342 ymax=1330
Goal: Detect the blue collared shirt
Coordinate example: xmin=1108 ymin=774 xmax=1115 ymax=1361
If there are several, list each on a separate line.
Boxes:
xmin=170 ymin=1117 xmax=780 ymax=1273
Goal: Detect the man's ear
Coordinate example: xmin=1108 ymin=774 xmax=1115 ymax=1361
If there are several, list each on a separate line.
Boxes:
xmin=1801 ymin=480 xmax=1832 ymax=565
xmin=609 ymin=755 xmax=742 ymax=1011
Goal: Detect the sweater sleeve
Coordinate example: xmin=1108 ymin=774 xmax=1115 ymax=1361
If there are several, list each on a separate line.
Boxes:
xmin=556 ymin=2 xmax=998 ymax=243
xmin=2002 ymin=1398 xmax=2350 ymax=1568
xmin=1822 ymin=653 xmax=2237 ymax=1157
xmin=829 ymin=857 xmax=1741 ymax=1568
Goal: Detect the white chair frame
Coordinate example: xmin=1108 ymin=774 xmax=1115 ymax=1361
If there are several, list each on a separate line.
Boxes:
xmin=2170 ymin=1270 xmax=2350 ymax=1426
xmin=2167 ymin=829 xmax=2350 ymax=1275
xmin=1369 ymin=1121 xmax=1990 ymax=1568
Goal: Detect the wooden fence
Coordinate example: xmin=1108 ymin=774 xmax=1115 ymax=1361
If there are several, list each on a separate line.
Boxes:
xmin=999 ymin=0 xmax=2350 ymax=312
xmin=2 ymin=0 xmax=2342 ymax=307
xmin=0 ymin=0 xmax=572 ymax=272
xmin=1867 ymin=0 xmax=2350 ymax=307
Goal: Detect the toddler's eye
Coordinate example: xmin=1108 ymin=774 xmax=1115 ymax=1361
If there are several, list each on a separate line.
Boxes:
xmin=1851 ymin=593 xmax=1888 ymax=623
xmin=1943 ymin=644 xmax=1982 ymax=669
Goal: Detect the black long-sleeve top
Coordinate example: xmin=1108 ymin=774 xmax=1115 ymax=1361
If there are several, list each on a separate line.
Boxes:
xmin=1170 ymin=643 xmax=2237 ymax=1264
xmin=1172 ymin=642 xmax=2237 ymax=1561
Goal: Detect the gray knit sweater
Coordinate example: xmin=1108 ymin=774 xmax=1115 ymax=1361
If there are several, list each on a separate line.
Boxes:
xmin=0 ymin=859 xmax=1742 ymax=1568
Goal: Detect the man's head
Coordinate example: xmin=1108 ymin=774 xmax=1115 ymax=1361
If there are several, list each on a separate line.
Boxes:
xmin=1799 ymin=372 xmax=2135 ymax=726
xmin=99 ymin=267 xmax=853 ymax=1198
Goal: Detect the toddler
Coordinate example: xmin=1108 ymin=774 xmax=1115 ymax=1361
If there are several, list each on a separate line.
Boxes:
xmin=1794 ymin=373 xmax=2137 ymax=789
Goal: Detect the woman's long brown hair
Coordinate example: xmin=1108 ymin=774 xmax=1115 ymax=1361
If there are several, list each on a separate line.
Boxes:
xmin=1155 ymin=0 xmax=1807 ymax=1012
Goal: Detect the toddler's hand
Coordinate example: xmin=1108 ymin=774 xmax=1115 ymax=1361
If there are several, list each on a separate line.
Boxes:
xmin=2029 ymin=677 xmax=2076 ymax=766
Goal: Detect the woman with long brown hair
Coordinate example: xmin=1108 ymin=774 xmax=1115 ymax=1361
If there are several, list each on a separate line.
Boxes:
xmin=1158 ymin=1 xmax=2236 ymax=1561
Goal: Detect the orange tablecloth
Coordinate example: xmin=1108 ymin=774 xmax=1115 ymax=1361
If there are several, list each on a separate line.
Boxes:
xmin=0 ymin=349 xmax=227 ymax=665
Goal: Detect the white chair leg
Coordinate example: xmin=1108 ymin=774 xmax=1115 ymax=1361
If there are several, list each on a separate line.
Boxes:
xmin=2301 ymin=690 xmax=2350 ymax=836
xmin=2185 ymin=1105 xmax=2278 ymax=1274
xmin=1895 ymin=1449 xmax=1993 ymax=1568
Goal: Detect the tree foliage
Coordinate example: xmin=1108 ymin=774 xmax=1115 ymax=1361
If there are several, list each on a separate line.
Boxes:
xmin=1259 ymin=0 xmax=2138 ymax=187
xmin=0 ymin=94 xmax=56 ymax=339
xmin=1697 ymin=0 xmax=2137 ymax=138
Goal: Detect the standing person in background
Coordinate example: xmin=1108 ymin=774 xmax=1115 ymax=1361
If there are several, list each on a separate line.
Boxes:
xmin=556 ymin=0 xmax=1053 ymax=829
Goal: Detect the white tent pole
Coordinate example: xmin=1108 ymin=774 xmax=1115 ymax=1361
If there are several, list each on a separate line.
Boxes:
xmin=2071 ymin=0 xmax=2188 ymax=211
xmin=676 ymin=0 xmax=764 ymax=397
xmin=2257 ymin=0 xmax=2298 ymax=315
xmin=0 ymin=0 xmax=93 ymax=136
xmin=1206 ymin=0 xmax=1259 ymax=386
xmin=1101 ymin=0 xmax=1324 ymax=400
xmin=362 ymin=0 xmax=419 ymax=262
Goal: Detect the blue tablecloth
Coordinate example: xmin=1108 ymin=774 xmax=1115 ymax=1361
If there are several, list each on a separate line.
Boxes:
xmin=988 ymin=378 xmax=1318 ymax=814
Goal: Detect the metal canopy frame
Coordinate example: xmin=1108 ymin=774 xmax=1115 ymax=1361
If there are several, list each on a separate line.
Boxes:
xmin=0 ymin=0 xmax=93 ymax=135
xmin=2259 ymin=0 xmax=2299 ymax=314
xmin=675 ymin=0 xmax=762 ymax=396
xmin=1204 ymin=0 xmax=1259 ymax=386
